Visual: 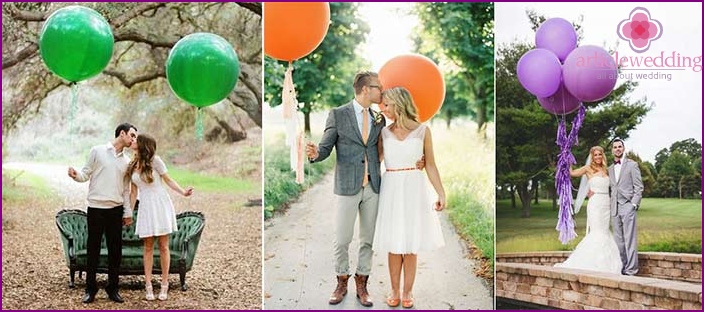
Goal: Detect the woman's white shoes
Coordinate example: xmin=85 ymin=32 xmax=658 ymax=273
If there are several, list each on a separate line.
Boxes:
xmin=158 ymin=283 xmax=169 ymax=301
xmin=145 ymin=283 xmax=156 ymax=301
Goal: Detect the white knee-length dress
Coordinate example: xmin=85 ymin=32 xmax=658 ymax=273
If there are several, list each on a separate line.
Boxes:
xmin=133 ymin=156 xmax=178 ymax=238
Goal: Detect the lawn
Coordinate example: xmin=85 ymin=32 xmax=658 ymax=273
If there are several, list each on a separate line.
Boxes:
xmin=496 ymin=197 xmax=702 ymax=254
xmin=432 ymin=120 xmax=495 ymax=273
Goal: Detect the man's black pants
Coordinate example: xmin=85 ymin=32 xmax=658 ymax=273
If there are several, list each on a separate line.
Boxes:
xmin=85 ymin=206 xmax=123 ymax=294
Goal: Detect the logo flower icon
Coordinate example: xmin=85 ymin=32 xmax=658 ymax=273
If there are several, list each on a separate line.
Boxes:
xmin=617 ymin=7 xmax=663 ymax=53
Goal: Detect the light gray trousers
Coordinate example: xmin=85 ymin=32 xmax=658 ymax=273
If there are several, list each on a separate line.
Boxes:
xmin=612 ymin=203 xmax=639 ymax=275
xmin=333 ymin=184 xmax=379 ymax=276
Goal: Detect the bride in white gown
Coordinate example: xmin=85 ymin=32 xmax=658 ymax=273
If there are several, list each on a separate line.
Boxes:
xmin=555 ymin=146 xmax=622 ymax=274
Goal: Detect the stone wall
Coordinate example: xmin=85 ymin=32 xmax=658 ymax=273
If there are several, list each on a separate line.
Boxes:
xmin=497 ymin=251 xmax=702 ymax=283
xmin=496 ymin=252 xmax=702 ymax=310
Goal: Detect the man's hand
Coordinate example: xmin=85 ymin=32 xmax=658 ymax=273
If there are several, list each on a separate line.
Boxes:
xmin=122 ymin=217 xmax=133 ymax=227
xmin=68 ymin=167 xmax=77 ymax=179
xmin=587 ymin=190 xmax=594 ymax=199
xmin=305 ymin=142 xmax=319 ymax=160
xmin=415 ymin=155 xmax=426 ymax=170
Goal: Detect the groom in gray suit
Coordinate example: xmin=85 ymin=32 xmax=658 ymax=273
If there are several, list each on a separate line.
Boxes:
xmin=306 ymin=71 xmax=385 ymax=307
xmin=608 ymin=138 xmax=643 ymax=276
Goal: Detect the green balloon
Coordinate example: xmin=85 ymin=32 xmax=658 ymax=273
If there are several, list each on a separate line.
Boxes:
xmin=39 ymin=5 xmax=114 ymax=82
xmin=166 ymin=33 xmax=240 ymax=108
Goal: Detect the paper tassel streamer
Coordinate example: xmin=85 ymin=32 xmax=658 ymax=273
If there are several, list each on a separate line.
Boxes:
xmin=295 ymin=132 xmax=305 ymax=184
xmin=554 ymin=104 xmax=586 ymax=244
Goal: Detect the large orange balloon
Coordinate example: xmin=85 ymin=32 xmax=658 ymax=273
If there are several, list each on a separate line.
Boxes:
xmin=264 ymin=2 xmax=330 ymax=62
xmin=379 ymin=54 xmax=445 ymax=122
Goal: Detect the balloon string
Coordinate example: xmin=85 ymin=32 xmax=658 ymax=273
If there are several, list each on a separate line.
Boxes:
xmin=195 ymin=108 xmax=204 ymax=141
xmin=69 ymin=82 xmax=78 ymax=136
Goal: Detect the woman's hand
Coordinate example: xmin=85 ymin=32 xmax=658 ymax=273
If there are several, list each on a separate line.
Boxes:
xmin=434 ymin=196 xmax=446 ymax=211
xmin=183 ymin=187 xmax=194 ymax=197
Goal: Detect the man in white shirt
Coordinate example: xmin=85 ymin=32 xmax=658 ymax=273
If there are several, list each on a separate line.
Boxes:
xmin=68 ymin=123 xmax=137 ymax=303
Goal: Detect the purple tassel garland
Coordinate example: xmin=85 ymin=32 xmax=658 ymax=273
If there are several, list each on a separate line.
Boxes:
xmin=554 ymin=104 xmax=587 ymax=244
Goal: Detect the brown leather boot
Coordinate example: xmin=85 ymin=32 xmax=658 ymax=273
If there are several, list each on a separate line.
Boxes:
xmin=328 ymin=275 xmax=349 ymax=305
xmin=355 ymin=274 xmax=373 ymax=307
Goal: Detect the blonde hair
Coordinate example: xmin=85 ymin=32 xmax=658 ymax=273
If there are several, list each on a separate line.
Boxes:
xmin=125 ymin=134 xmax=157 ymax=184
xmin=382 ymin=87 xmax=419 ymax=129
xmin=588 ymin=146 xmax=608 ymax=176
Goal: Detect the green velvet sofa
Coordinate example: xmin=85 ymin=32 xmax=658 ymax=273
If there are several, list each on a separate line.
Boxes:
xmin=55 ymin=208 xmax=205 ymax=291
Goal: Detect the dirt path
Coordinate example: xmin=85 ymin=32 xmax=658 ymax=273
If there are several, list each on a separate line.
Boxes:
xmin=2 ymin=162 xmax=262 ymax=310
xmin=263 ymin=173 xmax=493 ymax=310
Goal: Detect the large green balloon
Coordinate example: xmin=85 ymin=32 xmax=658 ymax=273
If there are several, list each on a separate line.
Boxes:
xmin=166 ymin=33 xmax=240 ymax=108
xmin=39 ymin=6 xmax=114 ymax=82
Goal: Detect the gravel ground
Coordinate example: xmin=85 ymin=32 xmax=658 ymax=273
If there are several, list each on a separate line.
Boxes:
xmin=2 ymin=163 xmax=262 ymax=310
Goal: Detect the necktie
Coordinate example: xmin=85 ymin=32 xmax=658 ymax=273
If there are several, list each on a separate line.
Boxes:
xmin=362 ymin=108 xmax=369 ymax=186
xmin=362 ymin=108 xmax=369 ymax=144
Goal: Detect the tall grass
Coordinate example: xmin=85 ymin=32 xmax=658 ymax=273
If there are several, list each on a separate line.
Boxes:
xmin=496 ymin=198 xmax=702 ymax=254
xmin=168 ymin=167 xmax=254 ymax=193
xmin=431 ymin=120 xmax=495 ymax=270
xmin=2 ymin=169 xmax=55 ymax=204
xmin=263 ymin=132 xmax=334 ymax=219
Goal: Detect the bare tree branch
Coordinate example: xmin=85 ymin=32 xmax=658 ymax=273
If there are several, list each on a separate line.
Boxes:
xmin=2 ymin=43 xmax=38 ymax=69
xmin=113 ymin=29 xmax=179 ymax=48
xmin=103 ymin=69 xmax=165 ymax=88
xmin=7 ymin=3 xmax=47 ymax=21
xmin=109 ymin=3 xmax=166 ymax=28
xmin=236 ymin=2 xmax=261 ymax=16
xmin=239 ymin=63 xmax=262 ymax=102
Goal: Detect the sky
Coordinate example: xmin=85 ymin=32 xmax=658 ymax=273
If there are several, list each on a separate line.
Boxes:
xmin=495 ymin=2 xmax=703 ymax=163
xmin=358 ymin=2 xmax=418 ymax=71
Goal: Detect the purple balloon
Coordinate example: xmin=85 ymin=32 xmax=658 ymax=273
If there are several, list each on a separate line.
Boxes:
xmin=516 ymin=49 xmax=562 ymax=98
xmin=536 ymin=18 xmax=577 ymax=62
xmin=538 ymin=82 xmax=582 ymax=115
xmin=562 ymin=45 xmax=618 ymax=102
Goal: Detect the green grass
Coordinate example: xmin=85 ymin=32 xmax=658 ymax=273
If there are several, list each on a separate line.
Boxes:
xmin=263 ymin=132 xmax=335 ymax=219
xmin=432 ymin=121 xmax=495 ymax=270
xmin=2 ymin=169 xmax=55 ymax=204
xmin=496 ymin=197 xmax=702 ymax=254
xmin=167 ymin=167 xmax=254 ymax=193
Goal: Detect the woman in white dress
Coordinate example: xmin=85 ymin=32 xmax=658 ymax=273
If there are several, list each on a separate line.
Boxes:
xmin=373 ymin=87 xmax=446 ymax=308
xmin=126 ymin=134 xmax=194 ymax=300
xmin=555 ymin=146 xmax=622 ymax=273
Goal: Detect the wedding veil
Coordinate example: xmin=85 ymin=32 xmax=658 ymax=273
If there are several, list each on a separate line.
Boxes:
xmin=572 ymin=153 xmax=591 ymax=215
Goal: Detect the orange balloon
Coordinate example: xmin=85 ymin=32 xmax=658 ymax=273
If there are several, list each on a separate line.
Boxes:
xmin=379 ymin=54 xmax=445 ymax=122
xmin=264 ymin=2 xmax=330 ymax=62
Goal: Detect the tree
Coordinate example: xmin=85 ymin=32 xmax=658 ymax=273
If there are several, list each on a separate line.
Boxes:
xmin=653 ymin=139 xmax=702 ymax=198
xmin=656 ymin=152 xmax=700 ymax=199
xmin=495 ymin=12 xmax=652 ymax=216
xmin=263 ymin=2 xmax=370 ymax=134
xmin=626 ymin=152 xmax=656 ymax=197
xmin=2 ymin=2 xmax=262 ymax=137
xmin=414 ymin=2 xmax=494 ymax=133
xmin=653 ymin=148 xmax=669 ymax=174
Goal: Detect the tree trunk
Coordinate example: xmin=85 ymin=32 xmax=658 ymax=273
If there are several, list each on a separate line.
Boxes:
xmin=510 ymin=185 xmax=516 ymax=209
xmin=304 ymin=111 xmax=311 ymax=135
xmin=533 ymin=178 xmax=539 ymax=204
xmin=517 ymin=182 xmax=532 ymax=218
xmin=476 ymin=87 xmax=486 ymax=139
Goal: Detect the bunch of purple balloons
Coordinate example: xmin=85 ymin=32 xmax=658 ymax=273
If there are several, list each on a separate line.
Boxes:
xmin=517 ymin=18 xmax=618 ymax=114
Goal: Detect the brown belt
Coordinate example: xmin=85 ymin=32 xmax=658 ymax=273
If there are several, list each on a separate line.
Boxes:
xmin=386 ymin=167 xmax=418 ymax=172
